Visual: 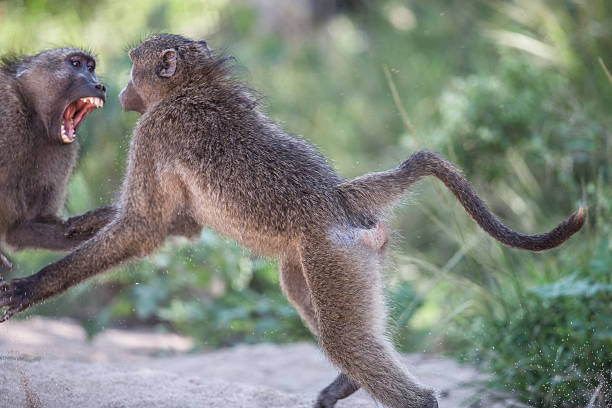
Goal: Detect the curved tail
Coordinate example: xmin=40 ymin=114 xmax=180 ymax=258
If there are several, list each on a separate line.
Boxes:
xmin=338 ymin=150 xmax=586 ymax=251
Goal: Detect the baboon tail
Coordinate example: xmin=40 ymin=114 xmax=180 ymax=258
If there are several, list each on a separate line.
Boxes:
xmin=338 ymin=150 xmax=586 ymax=251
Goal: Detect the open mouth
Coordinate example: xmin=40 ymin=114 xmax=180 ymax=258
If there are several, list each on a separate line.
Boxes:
xmin=61 ymin=97 xmax=104 ymax=143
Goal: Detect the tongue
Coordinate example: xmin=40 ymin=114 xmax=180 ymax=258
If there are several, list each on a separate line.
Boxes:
xmin=73 ymin=103 xmax=95 ymax=130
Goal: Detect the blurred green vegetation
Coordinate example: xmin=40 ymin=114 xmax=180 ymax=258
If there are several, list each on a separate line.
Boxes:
xmin=1 ymin=0 xmax=611 ymax=406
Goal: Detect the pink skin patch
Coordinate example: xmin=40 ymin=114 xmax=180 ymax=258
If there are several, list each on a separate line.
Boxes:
xmin=358 ymin=221 xmax=389 ymax=252
xmin=328 ymin=221 xmax=389 ymax=252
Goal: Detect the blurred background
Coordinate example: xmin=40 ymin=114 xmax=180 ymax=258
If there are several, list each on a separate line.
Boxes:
xmin=1 ymin=0 xmax=611 ymax=406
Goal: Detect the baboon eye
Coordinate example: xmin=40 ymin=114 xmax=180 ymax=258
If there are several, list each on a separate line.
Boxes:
xmin=72 ymin=60 xmax=81 ymax=68
xmin=87 ymin=64 xmax=95 ymax=72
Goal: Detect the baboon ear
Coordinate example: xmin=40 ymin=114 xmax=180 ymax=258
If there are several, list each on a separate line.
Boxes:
xmin=197 ymin=40 xmax=213 ymax=58
xmin=159 ymin=49 xmax=177 ymax=78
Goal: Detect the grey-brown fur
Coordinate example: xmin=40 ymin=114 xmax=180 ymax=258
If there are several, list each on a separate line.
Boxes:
xmin=0 ymin=35 xmax=586 ymax=408
xmin=0 ymin=48 xmax=108 ymax=269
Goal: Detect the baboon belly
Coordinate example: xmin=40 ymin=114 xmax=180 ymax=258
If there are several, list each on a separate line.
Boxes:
xmin=187 ymin=189 xmax=290 ymax=255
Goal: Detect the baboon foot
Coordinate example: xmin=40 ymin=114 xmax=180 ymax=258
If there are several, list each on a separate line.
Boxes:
xmin=313 ymin=373 xmax=359 ymax=407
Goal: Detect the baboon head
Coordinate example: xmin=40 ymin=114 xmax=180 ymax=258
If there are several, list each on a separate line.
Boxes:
xmin=119 ymin=34 xmax=214 ymax=114
xmin=8 ymin=48 xmax=106 ymax=144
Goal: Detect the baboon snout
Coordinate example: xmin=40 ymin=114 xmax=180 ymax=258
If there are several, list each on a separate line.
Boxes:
xmin=119 ymin=81 xmax=146 ymax=114
xmin=118 ymin=86 xmax=127 ymax=106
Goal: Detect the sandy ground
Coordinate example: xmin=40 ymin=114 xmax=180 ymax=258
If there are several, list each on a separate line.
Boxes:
xmin=0 ymin=317 xmax=510 ymax=408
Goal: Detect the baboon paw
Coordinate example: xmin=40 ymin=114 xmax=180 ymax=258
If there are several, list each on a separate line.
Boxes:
xmin=65 ymin=216 xmax=98 ymax=238
xmin=0 ymin=277 xmax=37 ymax=322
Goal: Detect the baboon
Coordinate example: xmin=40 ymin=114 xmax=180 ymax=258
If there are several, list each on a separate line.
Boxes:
xmin=0 ymin=35 xmax=585 ymax=408
xmin=0 ymin=48 xmax=109 ymax=269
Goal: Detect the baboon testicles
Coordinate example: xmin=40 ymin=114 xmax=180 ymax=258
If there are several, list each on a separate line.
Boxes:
xmin=0 ymin=35 xmax=585 ymax=408
xmin=0 ymin=48 xmax=110 ymax=270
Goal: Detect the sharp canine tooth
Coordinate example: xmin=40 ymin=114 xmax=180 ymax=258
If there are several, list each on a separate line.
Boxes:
xmin=61 ymin=123 xmax=70 ymax=143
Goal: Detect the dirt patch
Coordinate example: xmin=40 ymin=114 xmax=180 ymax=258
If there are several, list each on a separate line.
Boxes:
xmin=0 ymin=317 xmax=509 ymax=407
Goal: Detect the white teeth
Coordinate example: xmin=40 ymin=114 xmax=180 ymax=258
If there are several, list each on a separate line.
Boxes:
xmin=61 ymin=123 xmax=72 ymax=144
xmin=79 ymin=96 xmax=104 ymax=108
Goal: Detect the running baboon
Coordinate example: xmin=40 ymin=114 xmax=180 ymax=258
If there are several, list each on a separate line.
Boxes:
xmin=0 ymin=48 xmax=109 ymax=269
xmin=0 ymin=35 xmax=586 ymax=408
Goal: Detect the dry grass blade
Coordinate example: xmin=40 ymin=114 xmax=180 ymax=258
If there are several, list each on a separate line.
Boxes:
xmin=484 ymin=29 xmax=558 ymax=62
xmin=0 ymin=252 xmax=11 ymax=271
xmin=382 ymin=65 xmax=417 ymax=144
xmin=598 ymin=57 xmax=612 ymax=86
xmin=586 ymin=380 xmax=603 ymax=408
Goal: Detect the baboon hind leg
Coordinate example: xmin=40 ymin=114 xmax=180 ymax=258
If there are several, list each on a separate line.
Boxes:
xmin=279 ymin=255 xmax=318 ymax=334
xmin=279 ymin=255 xmax=360 ymax=407
xmin=300 ymin=237 xmax=438 ymax=408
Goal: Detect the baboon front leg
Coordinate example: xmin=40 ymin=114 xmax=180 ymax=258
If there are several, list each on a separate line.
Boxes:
xmin=0 ymin=162 xmax=177 ymax=321
xmin=1 ymin=209 xmax=118 ymax=273
xmin=6 ymin=206 xmax=118 ymax=252
xmin=66 ymin=206 xmax=200 ymax=240
xmin=5 ymin=216 xmax=85 ymax=251
xmin=279 ymin=255 xmax=361 ymax=407
xmin=301 ymin=238 xmax=438 ymax=408
xmin=0 ymin=215 xmax=167 ymax=321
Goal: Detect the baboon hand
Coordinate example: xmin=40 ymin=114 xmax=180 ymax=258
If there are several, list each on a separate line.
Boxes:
xmin=0 ymin=276 xmax=39 ymax=322
xmin=65 ymin=215 xmax=102 ymax=238
xmin=0 ymin=252 xmax=12 ymax=271
xmin=66 ymin=207 xmax=116 ymax=239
